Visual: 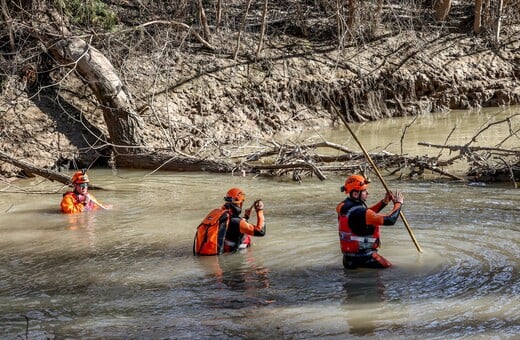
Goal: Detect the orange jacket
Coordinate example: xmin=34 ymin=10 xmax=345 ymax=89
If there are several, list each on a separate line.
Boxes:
xmin=237 ymin=209 xmax=265 ymax=236
xmin=60 ymin=191 xmax=100 ymax=214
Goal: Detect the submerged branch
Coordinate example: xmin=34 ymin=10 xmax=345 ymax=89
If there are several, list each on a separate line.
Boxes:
xmin=240 ymin=141 xmax=455 ymax=181
xmin=419 ymin=114 xmax=520 ymax=184
xmin=418 ymin=142 xmax=519 ymax=155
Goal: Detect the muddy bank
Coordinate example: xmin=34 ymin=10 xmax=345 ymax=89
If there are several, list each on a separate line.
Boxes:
xmin=1 ymin=21 xmax=519 ymax=181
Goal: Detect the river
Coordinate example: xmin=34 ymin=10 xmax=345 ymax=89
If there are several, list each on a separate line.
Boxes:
xmin=0 ymin=108 xmax=519 ymax=339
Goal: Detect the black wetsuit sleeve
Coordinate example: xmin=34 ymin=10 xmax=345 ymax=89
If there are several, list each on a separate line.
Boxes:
xmin=253 ymin=224 xmax=266 ymax=236
xmin=382 ymin=204 xmax=402 ymax=225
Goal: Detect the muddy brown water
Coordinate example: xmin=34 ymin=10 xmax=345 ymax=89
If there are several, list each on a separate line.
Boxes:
xmin=0 ymin=108 xmax=519 ymax=339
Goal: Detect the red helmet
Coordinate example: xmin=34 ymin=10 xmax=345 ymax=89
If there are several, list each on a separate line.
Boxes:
xmin=224 ymin=187 xmax=246 ymax=204
xmin=341 ymin=174 xmax=368 ymax=194
xmin=71 ymin=171 xmax=90 ymax=184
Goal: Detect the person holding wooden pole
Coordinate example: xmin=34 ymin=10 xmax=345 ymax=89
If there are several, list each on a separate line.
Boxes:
xmin=329 ymin=101 xmax=422 ymax=254
xmin=336 ymin=174 xmax=404 ymax=269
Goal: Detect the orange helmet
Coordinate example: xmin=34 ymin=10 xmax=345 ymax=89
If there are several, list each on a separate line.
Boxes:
xmin=341 ymin=174 xmax=368 ymax=194
xmin=224 ymin=187 xmax=246 ymax=204
xmin=71 ymin=171 xmax=90 ymax=184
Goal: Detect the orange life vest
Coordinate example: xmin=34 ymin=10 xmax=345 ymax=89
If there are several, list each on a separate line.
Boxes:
xmin=338 ymin=200 xmax=380 ymax=254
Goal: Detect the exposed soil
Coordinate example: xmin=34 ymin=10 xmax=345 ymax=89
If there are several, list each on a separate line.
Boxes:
xmin=1 ymin=5 xmax=519 ymax=181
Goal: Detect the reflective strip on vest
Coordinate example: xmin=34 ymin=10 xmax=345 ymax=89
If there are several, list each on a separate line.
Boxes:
xmin=350 ymin=236 xmax=377 ymax=243
xmin=350 ymin=236 xmax=377 ymax=250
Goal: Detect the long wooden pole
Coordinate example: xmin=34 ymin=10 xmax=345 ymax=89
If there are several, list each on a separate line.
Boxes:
xmin=333 ymin=105 xmax=423 ymax=253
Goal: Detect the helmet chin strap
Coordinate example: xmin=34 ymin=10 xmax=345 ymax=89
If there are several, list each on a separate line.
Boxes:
xmin=350 ymin=190 xmax=364 ymax=201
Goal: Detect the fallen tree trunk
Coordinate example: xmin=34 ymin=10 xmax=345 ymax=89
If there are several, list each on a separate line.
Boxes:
xmin=121 ymin=152 xmax=235 ymax=172
xmin=0 ymin=150 xmax=70 ymax=184
xmin=0 ymin=151 xmax=112 ymax=190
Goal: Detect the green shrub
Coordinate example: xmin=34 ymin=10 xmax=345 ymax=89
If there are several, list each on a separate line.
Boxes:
xmin=53 ymin=0 xmax=118 ymax=30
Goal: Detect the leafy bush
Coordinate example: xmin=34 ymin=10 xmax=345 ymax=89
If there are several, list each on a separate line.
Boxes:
xmin=53 ymin=0 xmax=118 ymax=30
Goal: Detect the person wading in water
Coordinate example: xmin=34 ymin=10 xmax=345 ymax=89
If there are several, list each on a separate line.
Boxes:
xmin=193 ymin=187 xmax=266 ymax=255
xmin=336 ymin=174 xmax=404 ymax=269
xmin=60 ymin=170 xmax=111 ymax=214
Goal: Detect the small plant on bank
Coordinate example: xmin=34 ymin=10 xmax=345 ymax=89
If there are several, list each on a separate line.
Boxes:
xmin=53 ymin=0 xmax=118 ymax=30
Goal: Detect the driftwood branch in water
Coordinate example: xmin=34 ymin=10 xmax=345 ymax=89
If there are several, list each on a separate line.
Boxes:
xmin=418 ymin=142 xmax=518 ymax=155
xmin=252 ymin=162 xmax=327 ymax=180
xmin=240 ymin=140 xmax=464 ymax=181
xmin=418 ymin=113 xmax=520 ymax=183
xmin=0 ymin=150 xmax=70 ymax=184
xmin=0 ymin=151 xmax=108 ymax=189
xmin=120 ymin=151 xmax=235 ymax=172
xmin=418 ymin=141 xmax=519 ymax=182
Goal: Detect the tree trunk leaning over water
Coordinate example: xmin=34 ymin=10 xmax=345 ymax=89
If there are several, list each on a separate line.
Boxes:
xmin=47 ymin=37 xmax=146 ymax=162
xmin=46 ymin=36 xmax=234 ymax=172
xmin=38 ymin=6 xmax=231 ymax=172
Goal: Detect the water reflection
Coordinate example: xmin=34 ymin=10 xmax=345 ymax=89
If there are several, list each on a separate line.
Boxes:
xmin=196 ymin=251 xmax=272 ymax=309
xmin=65 ymin=213 xmax=98 ymax=252
xmin=341 ymin=269 xmax=387 ymax=336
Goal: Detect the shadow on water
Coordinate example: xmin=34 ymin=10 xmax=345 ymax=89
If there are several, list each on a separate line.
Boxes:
xmin=195 ymin=253 xmax=273 ymax=310
xmin=340 ymin=269 xmax=388 ymax=336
